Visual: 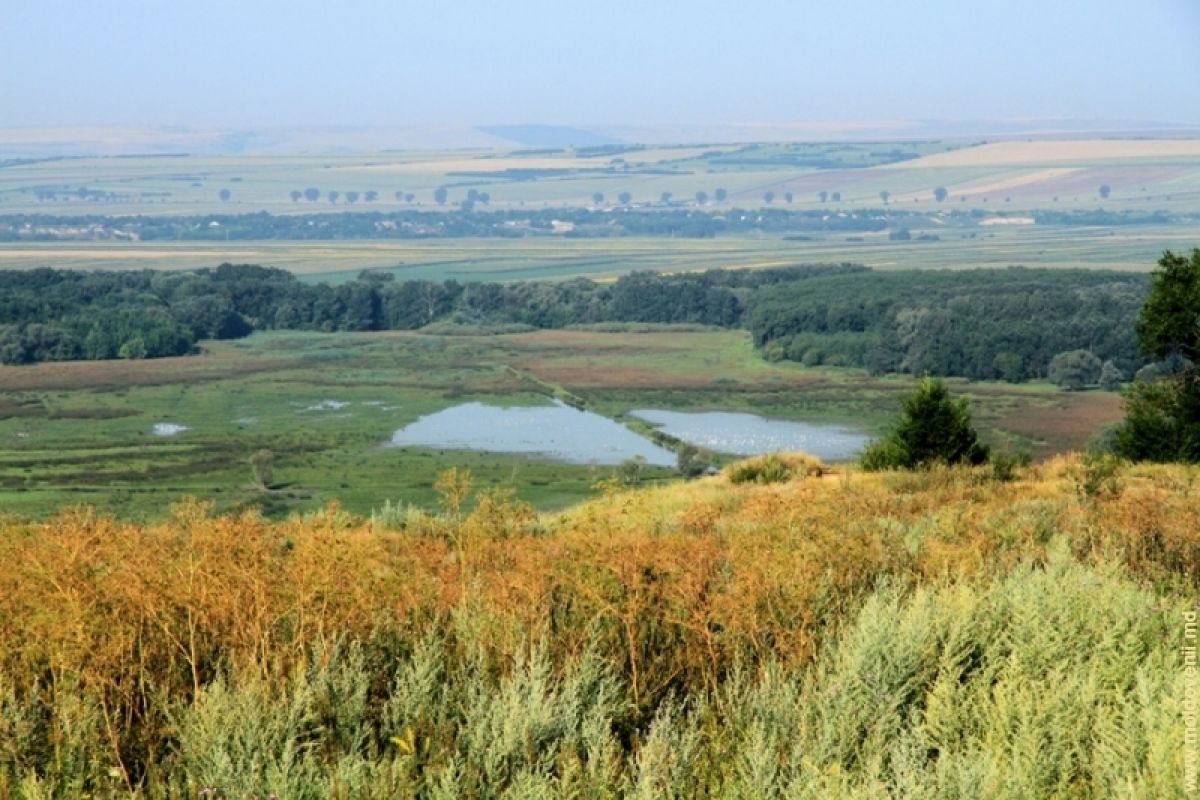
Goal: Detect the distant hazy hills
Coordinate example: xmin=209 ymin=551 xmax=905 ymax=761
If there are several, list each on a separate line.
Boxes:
xmin=3 ymin=119 xmax=1199 ymax=158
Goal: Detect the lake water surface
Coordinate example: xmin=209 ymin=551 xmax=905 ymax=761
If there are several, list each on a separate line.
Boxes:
xmin=390 ymin=401 xmax=677 ymax=466
xmin=631 ymin=409 xmax=868 ymax=462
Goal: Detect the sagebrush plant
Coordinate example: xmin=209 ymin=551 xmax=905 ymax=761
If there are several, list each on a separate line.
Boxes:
xmin=726 ymin=452 xmax=823 ymax=484
xmin=0 ymin=456 xmax=1196 ymax=796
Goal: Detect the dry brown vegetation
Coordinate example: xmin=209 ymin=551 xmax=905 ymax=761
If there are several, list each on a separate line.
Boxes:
xmin=1 ymin=453 xmax=1198 ymax=795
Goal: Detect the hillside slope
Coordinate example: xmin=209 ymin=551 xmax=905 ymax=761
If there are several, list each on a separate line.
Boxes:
xmin=0 ymin=454 xmax=1196 ymax=796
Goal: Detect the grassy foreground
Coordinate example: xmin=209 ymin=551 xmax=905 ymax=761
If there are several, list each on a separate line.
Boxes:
xmin=1 ymin=454 xmax=1197 ymax=797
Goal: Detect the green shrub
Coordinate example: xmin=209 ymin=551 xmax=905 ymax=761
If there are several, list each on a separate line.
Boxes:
xmin=989 ymin=447 xmax=1031 ymax=482
xmin=861 ymin=378 xmax=989 ymax=470
xmin=1071 ymin=452 xmax=1124 ymax=498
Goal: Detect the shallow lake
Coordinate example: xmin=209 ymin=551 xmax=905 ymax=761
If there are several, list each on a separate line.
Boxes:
xmin=390 ymin=401 xmax=677 ymax=466
xmin=631 ymin=409 xmax=868 ymax=462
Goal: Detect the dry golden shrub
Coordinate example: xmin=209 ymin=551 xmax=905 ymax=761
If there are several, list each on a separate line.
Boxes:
xmin=3 ymin=459 xmax=1200 ymax=779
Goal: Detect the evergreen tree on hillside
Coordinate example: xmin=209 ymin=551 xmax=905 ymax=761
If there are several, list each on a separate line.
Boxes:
xmin=1114 ymin=248 xmax=1200 ymax=462
xmin=861 ymin=378 xmax=989 ymax=469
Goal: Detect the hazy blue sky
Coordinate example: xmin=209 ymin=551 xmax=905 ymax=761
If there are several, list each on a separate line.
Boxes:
xmin=3 ymin=0 xmax=1199 ymax=128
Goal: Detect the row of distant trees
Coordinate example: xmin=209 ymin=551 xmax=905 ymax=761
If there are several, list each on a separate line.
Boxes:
xmin=288 ymin=189 xmax=401 ymax=204
xmin=272 ymin=187 xmax=854 ymax=208
xmin=874 ymin=184 xmax=1114 ymax=205
xmin=231 ymin=183 xmax=1121 ymax=208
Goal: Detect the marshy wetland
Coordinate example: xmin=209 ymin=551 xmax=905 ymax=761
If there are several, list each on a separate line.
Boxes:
xmin=0 ymin=326 xmax=1121 ymax=520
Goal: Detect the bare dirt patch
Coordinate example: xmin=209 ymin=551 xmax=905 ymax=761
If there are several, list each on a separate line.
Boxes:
xmin=996 ymin=392 xmax=1122 ymax=452
xmin=893 ymin=168 xmax=1080 ymax=202
xmin=905 ymin=139 xmax=1200 ymax=168
xmin=331 ymin=157 xmax=606 ymax=174
xmin=753 ymin=169 xmax=885 ymax=196
xmin=0 ymin=350 xmax=294 ymax=391
xmin=1011 ymin=165 xmax=1193 ymax=197
xmin=0 ymin=248 xmax=266 ymax=261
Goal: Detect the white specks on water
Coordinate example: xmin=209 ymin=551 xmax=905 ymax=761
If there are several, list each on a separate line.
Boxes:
xmin=390 ymin=400 xmax=676 ymax=466
xmin=630 ymin=409 xmax=869 ymax=462
xmin=152 ymin=423 xmax=189 ymax=437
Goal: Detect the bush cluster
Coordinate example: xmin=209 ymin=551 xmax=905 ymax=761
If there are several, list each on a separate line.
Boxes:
xmin=1 ymin=457 xmax=1197 ymax=795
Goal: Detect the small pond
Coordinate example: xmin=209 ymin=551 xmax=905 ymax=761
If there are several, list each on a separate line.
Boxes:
xmin=631 ymin=409 xmax=868 ymax=462
xmin=390 ymin=400 xmax=677 ymax=466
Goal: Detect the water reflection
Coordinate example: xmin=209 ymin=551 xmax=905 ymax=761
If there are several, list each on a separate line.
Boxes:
xmin=390 ymin=400 xmax=677 ymax=466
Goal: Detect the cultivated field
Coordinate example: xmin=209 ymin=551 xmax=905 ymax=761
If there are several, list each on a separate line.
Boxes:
xmin=1 ymin=223 xmax=1195 ymax=280
xmin=3 ymin=137 xmax=1198 ymax=278
xmin=0 ymin=328 xmax=1121 ymax=520
xmin=4 ymin=138 xmax=1199 ymax=216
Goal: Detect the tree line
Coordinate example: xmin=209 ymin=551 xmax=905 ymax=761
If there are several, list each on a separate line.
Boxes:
xmin=7 ymin=205 xmax=1189 ymax=246
xmin=0 ymin=263 xmax=858 ymax=364
xmin=0 ymin=263 xmax=1152 ymax=388
xmin=0 ymin=208 xmax=906 ymax=242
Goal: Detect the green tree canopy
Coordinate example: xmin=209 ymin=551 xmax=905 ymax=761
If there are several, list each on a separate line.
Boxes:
xmin=861 ymin=378 xmax=989 ymax=469
xmin=1047 ymin=349 xmax=1102 ymax=390
xmin=1114 ymin=248 xmax=1200 ymax=462
xmin=1098 ymin=360 xmax=1124 ymax=391
xmin=1134 ymin=249 xmax=1200 ymax=361
xmin=1113 ymin=370 xmax=1200 ymax=462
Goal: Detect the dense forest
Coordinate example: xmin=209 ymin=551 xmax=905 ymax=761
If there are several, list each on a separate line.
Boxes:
xmin=0 ymin=263 xmax=859 ymax=363
xmin=749 ymin=268 xmax=1149 ymax=381
xmin=0 ymin=205 xmax=1188 ymax=242
xmin=0 ymin=263 xmax=1150 ymax=384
